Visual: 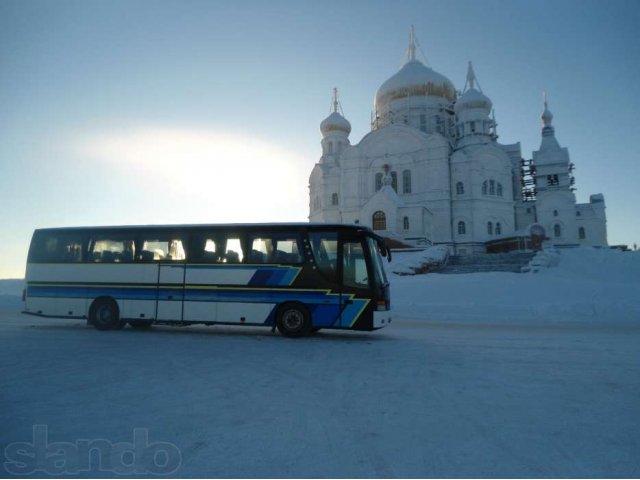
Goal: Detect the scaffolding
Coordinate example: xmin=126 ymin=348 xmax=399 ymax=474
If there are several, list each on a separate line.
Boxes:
xmin=520 ymin=158 xmax=537 ymax=202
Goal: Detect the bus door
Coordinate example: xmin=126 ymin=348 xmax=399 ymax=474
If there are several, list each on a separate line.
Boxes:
xmin=157 ymin=264 xmax=185 ymax=321
xmin=338 ymin=233 xmax=370 ymax=328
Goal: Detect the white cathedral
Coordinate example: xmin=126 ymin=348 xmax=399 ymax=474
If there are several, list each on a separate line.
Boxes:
xmin=309 ymin=30 xmax=607 ymax=254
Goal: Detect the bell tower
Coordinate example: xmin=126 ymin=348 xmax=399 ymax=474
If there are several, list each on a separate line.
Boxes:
xmin=532 ymin=94 xmax=578 ymax=245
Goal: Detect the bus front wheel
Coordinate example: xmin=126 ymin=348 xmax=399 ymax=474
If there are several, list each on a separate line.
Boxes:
xmin=276 ymin=303 xmax=311 ymax=338
xmin=90 ymin=298 xmax=123 ymax=331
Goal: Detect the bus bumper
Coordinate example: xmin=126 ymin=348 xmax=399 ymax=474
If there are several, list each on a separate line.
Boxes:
xmin=373 ymin=309 xmax=392 ymax=329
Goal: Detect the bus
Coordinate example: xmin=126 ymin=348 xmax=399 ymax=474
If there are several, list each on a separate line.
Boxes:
xmin=23 ymin=223 xmax=392 ymax=337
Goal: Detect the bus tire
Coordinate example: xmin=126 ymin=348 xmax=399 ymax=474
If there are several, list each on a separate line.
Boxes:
xmin=276 ymin=303 xmax=311 ymax=338
xmin=90 ymin=298 xmax=122 ymax=331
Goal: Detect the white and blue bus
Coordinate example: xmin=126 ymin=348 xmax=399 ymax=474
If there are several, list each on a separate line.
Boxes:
xmin=23 ymin=223 xmax=392 ymax=337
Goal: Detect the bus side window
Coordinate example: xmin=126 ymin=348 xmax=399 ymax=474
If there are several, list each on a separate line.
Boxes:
xmin=223 ymin=237 xmax=244 ymax=263
xmin=273 ymin=236 xmax=303 ymax=264
xmin=28 ymin=233 xmax=84 ymax=263
xmin=168 ymin=240 xmax=185 ymax=261
xmin=138 ymin=238 xmax=185 ymax=262
xmin=191 ymin=236 xmax=220 ymax=263
xmin=342 ymin=240 xmax=368 ymax=289
xmin=309 ymin=232 xmax=337 ymax=282
xmin=249 ymin=237 xmax=271 ymax=263
xmin=202 ymin=239 xmax=220 ymax=262
xmin=89 ymin=239 xmax=136 ymax=263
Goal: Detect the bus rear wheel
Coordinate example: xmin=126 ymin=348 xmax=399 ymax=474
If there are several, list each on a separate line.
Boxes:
xmin=90 ymin=299 xmax=123 ymax=331
xmin=276 ymin=303 xmax=311 ymax=338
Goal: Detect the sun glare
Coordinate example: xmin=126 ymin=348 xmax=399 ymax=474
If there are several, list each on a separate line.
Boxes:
xmin=77 ymin=126 xmax=311 ymax=224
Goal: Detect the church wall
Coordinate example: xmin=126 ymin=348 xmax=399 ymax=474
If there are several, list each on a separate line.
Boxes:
xmin=536 ymin=190 xmax=579 ymax=245
xmin=449 ymin=144 xmax=516 ymax=246
xmin=576 ymin=201 xmax=607 ymax=246
xmin=408 ymin=206 xmax=428 ymax=238
xmin=515 ymin=202 xmax=537 ymax=231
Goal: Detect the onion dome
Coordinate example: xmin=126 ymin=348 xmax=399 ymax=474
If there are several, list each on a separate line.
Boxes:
xmin=375 ymin=60 xmax=456 ymax=111
xmin=320 ymin=88 xmax=351 ymax=136
xmin=455 ymin=86 xmax=492 ymax=114
xmin=320 ymin=111 xmax=351 ymax=136
xmin=374 ymin=28 xmax=456 ymax=113
xmin=455 ymin=62 xmax=492 ymax=114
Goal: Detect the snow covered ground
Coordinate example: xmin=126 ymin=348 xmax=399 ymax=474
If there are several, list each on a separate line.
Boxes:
xmin=1 ymin=248 xmax=639 ymax=477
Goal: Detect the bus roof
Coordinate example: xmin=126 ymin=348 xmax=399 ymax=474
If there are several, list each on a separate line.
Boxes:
xmin=32 ymin=222 xmax=375 ymax=234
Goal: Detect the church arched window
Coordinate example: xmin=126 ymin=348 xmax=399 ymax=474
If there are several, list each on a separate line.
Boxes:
xmin=554 ymin=224 xmax=562 ymax=238
xmin=331 ymin=193 xmax=338 ymax=206
xmin=327 ymin=142 xmax=333 ymax=154
xmin=497 ymin=183 xmax=503 ymax=197
xmin=313 ymin=197 xmax=321 ymax=210
xmin=391 ymin=171 xmax=398 ymax=192
xmin=457 ymin=221 xmax=466 ymax=235
xmin=482 ymin=181 xmax=488 ymax=195
xmin=489 ymin=180 xmax=496 ymax=195
xmin=487 ymin=222 xmax=493 ymax=235
xmin=553 ymin=209 xmax=558 ymax=217
xmin=456 ymin=182 xmax=464 ymax=195
xmin=579 ymin=227 xmax=586 ymax=239
xmin=372 ymin=211 xmax=386 ymax=231
xmin=495 ymin=222 xmax=502 ymax=235
xmin=403 ymin=216 xmax=410 ymax=230
xmin=402 ymin=170 xmax=412 ymax=194
xmin=375 ymin=173 xmax=383 ymax=191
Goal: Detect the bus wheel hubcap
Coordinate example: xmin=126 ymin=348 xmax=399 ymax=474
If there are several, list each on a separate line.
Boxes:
xmin=282 ymin=310 xmax=303 ymax=330
xmin=97 ymin=306 xmax=112 ymax=324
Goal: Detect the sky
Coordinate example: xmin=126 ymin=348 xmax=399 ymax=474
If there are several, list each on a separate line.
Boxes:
xmin=1 ymin=0 xmax=639 ymax=278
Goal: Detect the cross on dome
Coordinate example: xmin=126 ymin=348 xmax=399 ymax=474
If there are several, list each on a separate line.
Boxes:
xmin=542 ymin=92 xmax=554 ymax=127
xmin=407 ymin=25 xmax=417 ymax=62
xmin=466 ymin=61 xmax=476 ymax=90
xmin=463 ymin=61 xmax=484 ymax=93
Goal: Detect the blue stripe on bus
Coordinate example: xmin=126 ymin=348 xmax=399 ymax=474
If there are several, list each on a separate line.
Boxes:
xmin=247 ymin=266 xmax=300 ymax=286
xmin=26 ymin=283 xmax=369 ymax=328
xmin=188 ymin=264 xmax=302 ymax=287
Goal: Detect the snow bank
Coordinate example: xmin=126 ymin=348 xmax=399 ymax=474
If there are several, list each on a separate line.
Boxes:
xmin=0 ymin=279 xmax=22 ymax=296
xmin=522 ymin=248 xmax=560 ymax=272
xmin=0 ymin=279 xmax=23 ymax=307
xmin=387 ymin=246 xmax=449 ymax=275
xmin=390 ymin=247 xmax=640 ymax=325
